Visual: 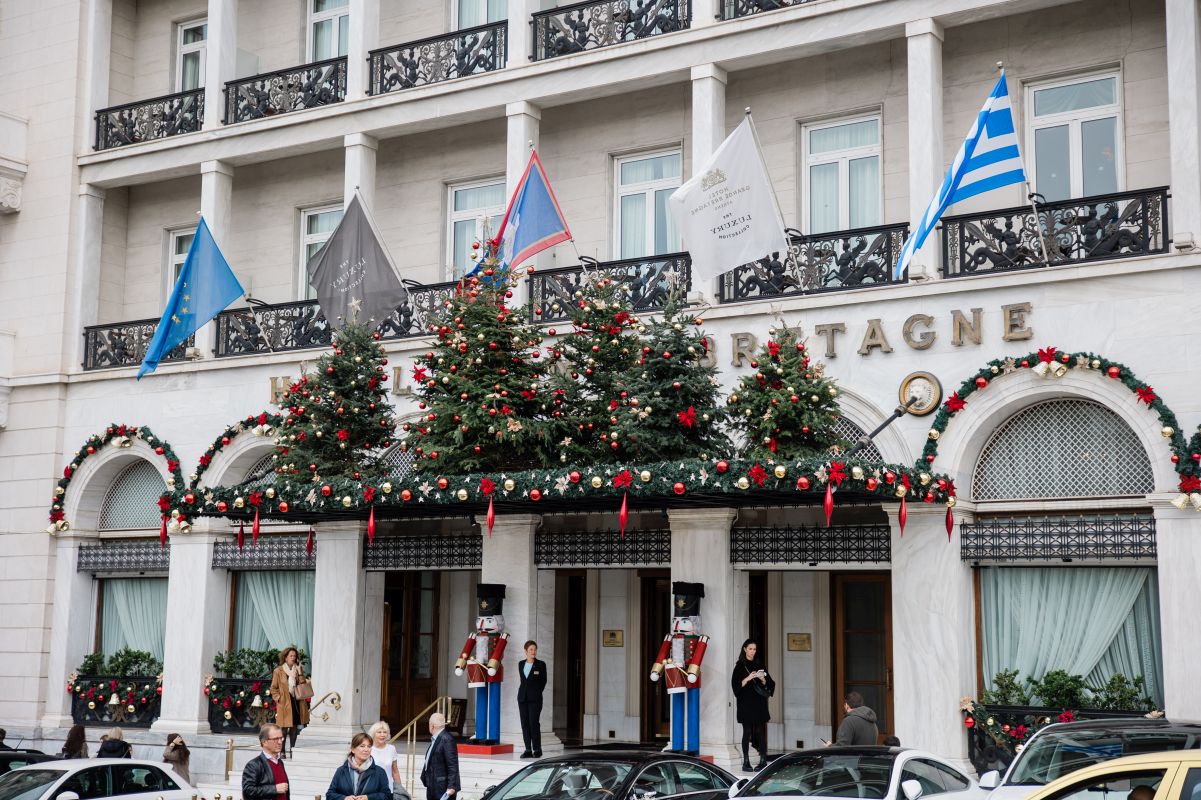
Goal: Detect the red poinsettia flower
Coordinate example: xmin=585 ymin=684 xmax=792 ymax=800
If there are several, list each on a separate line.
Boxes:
xmin=64 ymin=466 xmax=73 ymax=478
xmin=609 ymin=399 xmax=620 ymax=410
xmin=166 ymin=458 xmax=180 ymax=473
xmin=500 ymin=405 xmax=514 ymax=415
xmin=412 ymin=366 xmax=427 ymax=382
xmin=1058 ymin=710 xmax=1075 ymax=723
xmin=614 ymin=311 xmax=631 ymax=326
xmin=829 ymin=461 xmax=848 ymax=486
xmin=945 ymin=393 xmax=966 ymax=412
xmin=363 ymin=486 xmax=376 ymax=503
xmin=367 ymin=377 xmax=379 ymax=390
xmin=157 ymin=496 xmax=170 ymax=512
xmin=1136 ymin=386 xmax=1156 ymax=404
xmin=946 ymin=478 xmax=957 ymax=498
xmin=769 ymin=437 xmax=778 ymax=453
xmin=336 ymin=429 xmax=350 ymax=441
xmin=520 ymin=390 xmax=535 ymax=401
xmin=1180 ymin=475 xmax=1201 ymax=493
xmin=296 ymin=431 xmax=308 ymax=442
xmin=258 ymin=412 xmax=270 ymax=425
xmin=248 ymin=491 xmax=263 ymax=507
xmin=251 ymin=681 xmax=262 ymax=693
xmin=1013 ymin=724 xmax=1028 ymax=740
xmin=901 ymin=473 xmax=912 ymax=491
xmin=767 ymin=341 xmax=781 ymax=357
xmin=480 ymin=477 xmax=496 ymax=495
xmin=677 ymin=406 xmax=697 ymax=428
xmin=749 ymin=464 xmax=768 ymax=487
xmin=1037 ymin=346 xmax=1058 ymax=363
xmin=199 ymin=454 xmax=212 ymax=467
xmin=612 ymin=470 xmax=633 ymax=489
xmin=49 ymin=509 xmax=64 ymax=522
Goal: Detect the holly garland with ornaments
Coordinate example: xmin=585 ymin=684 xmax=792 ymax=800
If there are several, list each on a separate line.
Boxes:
xmin=204 ymin=677 xmax=276 ymax=720
xmin=962 ymin=698 xmax=1078 ymax=756
xmin=66 ymin=674 xmax=162 ymax=716
xmin=191 ymin=412 xmax=284 ymax=489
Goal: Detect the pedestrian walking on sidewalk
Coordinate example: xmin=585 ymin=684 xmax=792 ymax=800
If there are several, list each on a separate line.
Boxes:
xmin=97 ymin=728 xmax=132 ymax=758
xmin=368 ymin=721 xmax=405 ymax=796
xmin=834 ymin=692 xmax=878 ymax=746
xmin=243 ymin=723 xmax=290 ymax=800
xmin=162 ymin=733 xmax=191 ymax=784
xmin=60 ymin=725 xmax=88 ymax=759
xmin=420 ymin=713 xmax=459 ymax=800
xmin=326 ymin=733 xmax=390 ymax=800
xmin=271 ymin=647 xmax=311 ymax=759
xmin=731 ymin=639 xmax=774 ymax=772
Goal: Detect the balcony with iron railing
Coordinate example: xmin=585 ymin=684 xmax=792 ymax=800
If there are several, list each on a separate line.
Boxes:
xmin=720 ymin=0 xmax=816 ymax=19
xmin=528 ymin=252 xmax=691 ymax=322
xmin=532 ymin=0 xmax=691 ymax=61
xmin=370 ymin=21 xmax=508 ymax=95
xmin=223 ymin=57 xmax=348 ymax=124
xmin=94 ymin=89 xmax=204 ymax=151
xmin=83 ymin=319 xmax=193 ymax=371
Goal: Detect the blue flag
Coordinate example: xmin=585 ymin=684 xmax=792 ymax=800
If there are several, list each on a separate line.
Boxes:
xmin=471 ymin=151 xmax=571 ymax=277
xmin=138 ymin=217 xmax=244 ymax=379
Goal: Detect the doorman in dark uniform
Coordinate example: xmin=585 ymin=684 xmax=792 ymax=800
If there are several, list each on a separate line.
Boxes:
xmin=516 ymin=640 xmax=547 ymax=758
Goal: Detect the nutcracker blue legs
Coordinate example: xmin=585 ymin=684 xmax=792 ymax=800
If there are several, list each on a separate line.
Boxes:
xmin=668 ymin=689 xmax=701 ymax=753
xmin=487 ymin=682 xmax=501 ymax=742
xmin=474 ymin=685 xmax=488 ymax=742
xmin=670 ymin=692 xmax=685 ymax=751
xmin=473 ymin=684 xmax=503 ymax=743
xmin=686 ymin=687 xmax=700 ymax=754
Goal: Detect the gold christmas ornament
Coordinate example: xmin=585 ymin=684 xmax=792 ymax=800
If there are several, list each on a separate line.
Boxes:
xmin=895 ymin=486 xmax=907 ymax=498
xmin=170 ymin=509 xmax=181 ymax=519
xmin=928 ymin=429 xmax=940 ymax=441
xmin=456 ymin=488 xmax=469 ymax=501
xmin=947 ymin=496 xmax=958 ymax=508
xmin=640 ymin=470 xmax=652 ymax=482
xmin=1161 ymin=426 xmax=1175 ymax=438
xmin=504 ymin=478 xmax=517 ymax=491
xmin=341 ymin=496 xmax=353 ymax=507
xmin=381 ymin=482 xmax=393 ymax=494
xmin=736 ymin=477 xmax=750 ymax=490
xmin=265 ymin=487 xmax=276 ymax=499
xmin=850 ymin=466 xmax=864 ymax=480
xmin=233 ymin=496 xmax=245 ymax=508
xmin=773 ymin=465 xmax=787 ymax=479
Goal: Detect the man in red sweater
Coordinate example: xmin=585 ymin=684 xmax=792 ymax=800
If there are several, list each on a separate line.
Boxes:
xmin=243 ymin=723 xmax=291 ymax=800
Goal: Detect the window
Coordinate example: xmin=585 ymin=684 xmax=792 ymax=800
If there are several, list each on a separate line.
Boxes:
xmin=60 ymin=767 xmax=109 ymax=800
xmin=166 ymin=228 xmax=195 ymax=302
xmin=107 ymin=765 xmax=178 ymax=795
xmin=233 ymin=571 xmax=316 ymax=652
xmin=900 ymin=760 xmax=949 ymax=797
xmin=633 ymin=765 xmax=676 ymax=797
xmin=615 ymin=150 xmax=681 ymax=259
xmin=100 ymin=461 xmax=168 ymax=530
xmin=673 ymin=763 xmax=728 ymax=793
xmin=1027 ymin=73 xmax=1122 ymax=202
xmin=176 ymin=19 xmax=207 ymax=91
xmin=99 ymin=578 xmax=169 ymax=661
xmin=934 ymin=764 xmax=970 ymax=792
xmin=456 ymin=0 xmax=506 ymax=28
xmin=309 ymin=0 xmax=349 ymax=61
xmin=299 ymin=205 xmax=342 ymax=300
xmin=447 ymin=180 xmax=505 ymax=279
xmin=1044 ymin=770 xmax=1165 ymax=800
xmin=802 ymin=115 xmax=881 ymax=234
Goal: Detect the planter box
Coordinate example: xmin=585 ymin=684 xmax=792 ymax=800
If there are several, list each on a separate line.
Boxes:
xmin=967 ymin=704 xmax=1148 ymax=776
xmin=69 ymin=675 xmax=161 ymax=729
xmin=207 ymin=677 xmax=277 ymax=735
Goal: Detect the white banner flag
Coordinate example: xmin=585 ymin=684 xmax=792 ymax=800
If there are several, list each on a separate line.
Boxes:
xmin=669 ymin=116 xmax=790 ymax=291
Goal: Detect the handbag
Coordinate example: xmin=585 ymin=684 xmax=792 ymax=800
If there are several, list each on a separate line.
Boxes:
xmin=393 ymin=787 xmax=412 ymax=800
xmin=294 ymin=679 xmax=315 ymax=701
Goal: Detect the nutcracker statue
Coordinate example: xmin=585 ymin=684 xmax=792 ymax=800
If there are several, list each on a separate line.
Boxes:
xmin=649 ymin=582 xmax=709 ymax=755
xmin=454 ymin=583 xmax=510 ymax=745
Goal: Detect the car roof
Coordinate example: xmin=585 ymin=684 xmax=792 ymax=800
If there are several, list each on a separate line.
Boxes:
xmin=776 ymin=746 xmax=902 ymax=759
xmin=531 ymin=750 xmax=721 ymax=764
xmin=1023 ymin=750 xmax=1201 ymax=800
xmin=13 ymin=759 xmax=178 ymax=771
xmin=1035 ymin=719 xmax=1201 ymax=734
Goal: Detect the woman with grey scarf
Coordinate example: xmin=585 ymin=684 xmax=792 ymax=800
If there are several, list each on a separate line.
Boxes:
xmin=326 ymin=734 xmax=390 ymax=800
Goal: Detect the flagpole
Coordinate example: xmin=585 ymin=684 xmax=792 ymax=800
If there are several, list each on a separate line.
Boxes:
xmin=998 ymin=62 xmax=1053 ymax=266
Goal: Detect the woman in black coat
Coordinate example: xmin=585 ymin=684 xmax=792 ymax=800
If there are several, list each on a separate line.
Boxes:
xmin=326 ymin=733 xmax=391 ymax=800
xmin=731 ymin=639 xmax=775 ymax=773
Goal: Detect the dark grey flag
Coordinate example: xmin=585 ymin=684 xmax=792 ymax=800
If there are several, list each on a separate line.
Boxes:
xmin=307 ymin=194 xmax=408 ymax=331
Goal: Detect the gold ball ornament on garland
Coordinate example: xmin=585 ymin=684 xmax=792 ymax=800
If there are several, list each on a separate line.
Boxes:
xmin=773 ymin=465 xmax=787 ymax=479
xmin=504 ymin=478 xmax=517 ymax=491
xmin=341 ymin=496 xmax=353 ymax=508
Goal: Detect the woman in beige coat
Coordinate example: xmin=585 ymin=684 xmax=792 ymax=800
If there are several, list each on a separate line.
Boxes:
xmin=270 ymin=646 xmax=310 ymax=759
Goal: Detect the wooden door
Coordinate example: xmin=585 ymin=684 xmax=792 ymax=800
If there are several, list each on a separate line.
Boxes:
xmin=833 ymin=573 xmax=893 ymax=742
xmin=563 ymin=572 xmax=587 ymax=742
xmin=381 ymin=572 xmax=441 ymax=728
xmin=640 ymin=572 xmax=671 ymax=743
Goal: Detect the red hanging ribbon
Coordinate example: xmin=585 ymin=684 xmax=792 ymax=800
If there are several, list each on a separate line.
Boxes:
xmin=823 ymin=484 xmax=834 ymax=527
xmin=486 ymin=495 xmax=495 ymax=537
xmin=946 ymin=506 xmax=954 ymax=541
xmin=367 ymin=506 xmax=375 ymax=545
xmin=237 ymin=522 xmax=245 ymax=551
xmin=252 ymin=509 xmax=260 ymax=546
xmin=899 ymin=496 xmax=908 ymax=537
xmin=619 ymin=492 xmax=629 ymax=537
xmin=306 ymin=527 xmax=315 ymax=559
xmin=159 ymin=514 xmax=168 ymax=550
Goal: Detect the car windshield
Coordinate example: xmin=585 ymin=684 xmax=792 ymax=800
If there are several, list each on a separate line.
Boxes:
xmin=1008 ymin=728 xmax=1201 ymax=785
xmin=741 ymin=754 xmax=896 ymax=798
xmin=0 ymin=769 xmax=65 ymax=800
xmin=490 ymin=761 xmax=635 ymax=800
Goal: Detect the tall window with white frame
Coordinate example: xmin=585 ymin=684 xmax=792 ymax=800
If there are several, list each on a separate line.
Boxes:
xmin=615 ymin=150 xmax=682 ymax=260
xmin=299 ymin=205 xmax=343 ymax=300
xmin=447 ymin=180 xmax=505 ymax=279
xmin=309 ymin=0 xmax=349 ymax=61
xmin=801 ymin=115 xmax=881 ymax=235
xmin=166 ymin=228 xmax=196 ymax=303
xmin=456 ymin=0 xmax=506 ymax=28
xmin=1026 ymin=72 xmax=1122 ymax=203
xmin=177 ymin=19 xmax=207 ymax=91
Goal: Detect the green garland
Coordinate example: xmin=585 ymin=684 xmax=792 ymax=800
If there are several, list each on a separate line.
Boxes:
xmin=204 ymin=677 xmax=277 ymax=718
xmin=49 ymin=424 xmax=184 ymax=533
xmin=191 ymin=412 xmax=284 ymax=489
xmin=66 ymin=674 xmax=162 ymax=714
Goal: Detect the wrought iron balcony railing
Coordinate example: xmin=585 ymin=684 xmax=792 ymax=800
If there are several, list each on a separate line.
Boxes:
xmin=83 ymin=319 xmax=193 ymax=371
xmin=94 ymin=89 xmax=204 ymax=151
xmin=532 ymin=0 xmax=690 ymax=61
xmin=223 ymin=57 xmax=347 ymax=124
xmin=528 ymin=252 xmax=691 ymax=322
xmin=717 ymin=223 xmax=909 ymax=304
xmin=721 ymin=0 xmax=816 ymax=19
xmin=941 ymin=186 xmax=1169 ymax=278
xmin=370 ymin=22 xmax=508 ymax=95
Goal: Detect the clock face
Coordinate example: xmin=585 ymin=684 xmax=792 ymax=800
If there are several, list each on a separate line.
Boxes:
xmin=899 ymin=372 xmax=942 ymax=416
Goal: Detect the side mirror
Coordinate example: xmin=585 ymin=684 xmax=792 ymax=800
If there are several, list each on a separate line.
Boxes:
xmin=901 ymin=780 xmax=924 ymax=800
xmin=979 ymin=772 xmax=1000 ymax=790
xmin=57 ymin=792 xmax=81 ymax=800
xmin=728 ymin=778 xmax=749 ymax=798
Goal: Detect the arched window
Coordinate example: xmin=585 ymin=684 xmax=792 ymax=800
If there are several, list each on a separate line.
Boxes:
xmin=241 ymin=452 xmax=276 ymax=488
xmin=99 ymin=461 xmax=167 ymax=530
xmin=833 ymin=417 xmax=883 ymax=462
xmin=973 ymin=398 xmax=1153 ymax=501
xmin=383 ymin=444 xmax=416 ymax=480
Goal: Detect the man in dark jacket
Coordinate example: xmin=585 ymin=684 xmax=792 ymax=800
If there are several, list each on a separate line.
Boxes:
xmin=517 ymin=640 xmax=548 ymax=759
xmin=834 ymin=692 xmax=879 ymax=745
xmin=421 ymin=712 xmax=460 ymax=800
xmin=243 ymin=723 xmax=290 ymax=800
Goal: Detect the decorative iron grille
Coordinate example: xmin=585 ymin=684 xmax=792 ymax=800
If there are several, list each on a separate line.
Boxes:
xmin=532 ymin=0 xmax=691 ymax=61
xmin=721 ymin=0 xmax=817 ymax=18
xmin=382 ymin=445 xmax=417 ymax=481
xmin=972 ymin=399 xmax=1154 ymax=501
xmin=834 ymin=418 xmax=883 ymax=462
xmin=942 ymin=187 xmax=1169 ymax=277
xmin=370 ymin=22 xmax=507 ymax=95
xmin=94 ymin=89 xmax=204 ymax=151
xmin=528 ymin=254 xmax=691 ymax=323
xmin=535 ymin=528 xmax=670 ymax=566
xmin=224 ymin=57 xmax=347 ymax=124
xmin=718 ymin=224 xmax=908 ymax=304
xmin=731 ymin=525 xmax=891 ymax=564
xmin=363 ymin=532 xmax=482 ymax=570
xmin=240 ymin=454 xmax=277 ymax=489
xmin=83 ymin=319 xmax=192 ymax=371
xmin=961 ymin=513 xmax=1156 ymax=562
xmin=212 ymin=536 xmax=315 ymax=569
xmin=378 ymin=281 xmax=460 ymax=340
xmin=99 ymin=462 xmax=168 ymax=530
xmin=78 ymin=540 xmax=171 ymax=573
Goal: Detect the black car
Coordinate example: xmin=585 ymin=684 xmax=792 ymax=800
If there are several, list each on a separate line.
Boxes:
xmin=481 ymin=750 xmax=737 ymax=800
xmin=0 ymin=751 xmax=56 ymax=778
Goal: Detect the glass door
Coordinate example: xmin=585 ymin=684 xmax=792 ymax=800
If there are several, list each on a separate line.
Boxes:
xmin=381 ymin=572 xmax=441 ymax=730
xmin=833 ymin=573 xmax=893 ymax=741
xmin=640 ymin=572 xmax=672 ymax=743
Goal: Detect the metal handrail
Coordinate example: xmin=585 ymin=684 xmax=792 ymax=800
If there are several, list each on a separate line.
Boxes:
xmin=310 ymin=690 xmax=343 ymax=722
xmin=390 ymin=695 xmax=453 ymax=790
xmin=222 ymin=736 xmax=265 ymax=782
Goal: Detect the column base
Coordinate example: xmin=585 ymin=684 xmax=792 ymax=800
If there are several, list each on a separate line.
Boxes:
xmin=41 ymin=714 xmax=75 ymax=732
xmin=151 ymin=717 xmax=216 ymax=737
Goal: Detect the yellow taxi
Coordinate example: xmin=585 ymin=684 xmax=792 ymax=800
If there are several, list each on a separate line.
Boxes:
xmin=1021 ymin=751 xmax=1201 ymax=800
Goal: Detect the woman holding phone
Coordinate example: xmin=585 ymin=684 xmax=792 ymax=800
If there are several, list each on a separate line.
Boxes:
xmin=731 ymin=639 xmax=775 ymax=773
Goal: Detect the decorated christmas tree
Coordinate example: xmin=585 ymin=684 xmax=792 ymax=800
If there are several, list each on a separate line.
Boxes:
xmin=544 ymin=274 xmax=641 ymax=464
xmin=275 ymin=322 xmax=396 ymax=482
xmin=607 ymin=292 xmax=729 ymax=462
xmin=727 ymin=322 xmax=843 ymax=460
xmin=402 ymin=267 xmax=552 ymax=473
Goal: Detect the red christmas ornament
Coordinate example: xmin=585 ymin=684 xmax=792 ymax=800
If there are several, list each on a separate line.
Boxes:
xmin=926 ymin=454 xmax=936 ymax=463
xmin=866 ymin=477 xmax=878 ymax=491
xmin=252 ymin=509 xmax=261 ymax=545
xmin=1107 ymin=366 xmax=1121 ymax=378
xmin=221 ymin=436 xmax=232 ymax=446
xmin=184 ymin=492 xmax=195 ymax=504
xmin=619 ymin=492 xmax=629 ymax=537
xmin=715 ymin=460 xmax=729 ymax=474
xmin=367 ymin=507 xmax=376 ymax=545
xmin=673 ymin=482 xmax=686 ymax=495
xmin=946 ymin=507 xmax=954 ymax=540
xmin=237 ymin=523 xmax=245 ymax=551
xmin=401 ymin=489 xmax=412 ymax=502
xmin=796 ymin=476 xmax=810 ymax=490
xmin=216 ymin=500 xmax=228 ymax=512
xmin=975 ymin=376 xmax=988 ymax=389
xmin=884 ymin=471 xmax=896 ymax=485
xmin=899 ymin=496 xmax=908 ymax=536
xmin=437 ymin=477 xmax=449 ymax=490
xmin=824 ymin=484 xmax=834 ymax=527
xmin=306 ymin=528 xmax=314 ymax=558
xmin=321 ymin=484 xmax=332 ymax=497
xmin=965 ymin=717 xmax=975 ymax=728
xmin=159 ymin=514 xmax=167 ymax=549
xmin=569 ymin=470 xmax=581 ymax=483
xmin=529 ymin=488 xmax=542 ymax=501
xmin=487 ymin=496 xmax=495 ymax=537
xmin=155 ymin=446 xmax=165 ymax=455
xmin=278 ymin=501 xmax=289 ymax=514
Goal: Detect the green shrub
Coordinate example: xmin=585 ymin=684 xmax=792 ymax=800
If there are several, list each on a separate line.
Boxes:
xmin=213 ymin=648 xmax=309 ymax=679
xmin=105 ymin=648 xmax=164 ymax=676
xmin=1028 ymin=670 xmax=1089 ymax=709
xmin=1090 ymin=674 xmax=1155 ymax=712
xmin=77 ymin=652 xmax=106 ymax=674
xmin=982 ymin=669 xmax=1030 ymax=705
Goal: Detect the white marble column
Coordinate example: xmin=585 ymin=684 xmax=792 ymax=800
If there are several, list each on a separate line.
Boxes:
xmin=204 ymin=0 xmax=237 ymax=129
xmin=534 ymin=568 xmax=558 ymax=751
xmin=197 ymin=160 xmax=235 ymax=358
xmin=66 ymin=184 xmax=105 ymax=372
xmin=81 ymin=0 xmax=112 ymax=150
xmin=668 ymin=507 xmax=745 ymax=765
xmin=507 ymin=102 xmax=541 ymax=305
xmin=690 ymin=0 xmax=718 ymax=29
xmin=905 ymin=19 xmax=944 ymax=280
xmin=344 ymin=133 xmax=378 ymax=211
xmin=506 ymin=0 xmax=540 ymax=68
xmin=1152 ymin=496 xmax=1201 ymax=719
xmin=888 ymin=504 xmax=974 ymax=766
xmin=152 ymin=520 xmax=232 ymax=735
xmin=689 ymin=64 xmax=727 ymax=303
xmin=346 ymin=0 xmax=380 ymax=101
xmin=41 ymin=531 xmax=101 ymax=729
xmin=1166 ymin=0 xmax=1201 ymax=248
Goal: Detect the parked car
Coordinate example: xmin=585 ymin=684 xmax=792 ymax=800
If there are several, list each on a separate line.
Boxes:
xmin=0 ymin=751 xmax=56 ymax=778
xmin=978 ymin=719 xmax=1201 ymax=800
xmin=729 ymin=746 xmax=983 ymax=800
xmin=1019 ymin=750 xmax=1201 ymax=800
xmin=0 ymin=759 xmax=200 ymax=800
xmin=481 ymin=750 xmax=736 ymax=800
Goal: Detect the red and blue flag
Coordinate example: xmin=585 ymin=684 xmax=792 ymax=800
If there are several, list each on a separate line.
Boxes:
xmin=480 ymin=151 xmax=571 ymax=274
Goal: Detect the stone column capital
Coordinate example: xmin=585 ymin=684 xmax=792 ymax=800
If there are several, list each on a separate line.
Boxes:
xmin=667 ymin=506 xmax=737 ymax=529
xmin=905 ymin=18 xmax=944 ymax=40
xmin=690 ymin=63 xmax=727 ymax=84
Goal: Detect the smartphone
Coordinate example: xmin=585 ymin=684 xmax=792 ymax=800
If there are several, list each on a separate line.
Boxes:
xmin=820 ymin=738 xmax=831 ymax=746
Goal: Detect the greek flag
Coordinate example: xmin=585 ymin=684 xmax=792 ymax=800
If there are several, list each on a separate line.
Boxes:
xmin=894 ymin=71 xmax=1027 ymax=279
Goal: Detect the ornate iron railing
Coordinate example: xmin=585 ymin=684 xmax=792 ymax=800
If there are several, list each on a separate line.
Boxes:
xmin=212 ymin=536 xmax=316 ymax=569
xmin=717 ymin=223 xmax=909 ymax=304
xmin=207 ymin=677 xmax=276 ymax=734
xmin=83 ymin=319 xmax=193 ymax=371
xmin=721 ymin=0 xmax=816 ymax=19
xmin=78 ymin=541 xmax=170 ymax=573
xmin=528 ymin=253 xmax=691 ymax=322
xmin=731 ymin=524 xmax=892 ymax=564
xmin=961 ymin=513 xmax=1156 ymax=562
xmin=69 ymin=675 xmax=162 ymax=728
xmin=223 ymin=57 xmax=347 ymax=124
xmin=532 ymin=0 xmax=690 ymax=60
xmin=535 ymin=528 xmax=670 ymax=566
xmin=363 ymin=532 xmax=483 ymax=570
xmin=94 ymin=89 xmax=204 ymax=151
xmin=370 ymin=22 xmax=508 ymax=95
xmin=942 ymin=187 xmax=1169 ymax=278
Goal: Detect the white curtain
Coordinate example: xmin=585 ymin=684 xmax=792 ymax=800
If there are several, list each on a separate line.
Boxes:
xmin=809 ymin=162 xmax=839 ymax=234
xmin=100 ymin=578 xmax=169 ymax=661
xmin=981 ymin=567 xmax=1163 ymax=706
xmin=620 ymin=194 xmax=648 ymax=259
xmin=233 ymin=571 xmax=315 ymax=653
xmin=848 ymin=156 xmax=880 ymax=229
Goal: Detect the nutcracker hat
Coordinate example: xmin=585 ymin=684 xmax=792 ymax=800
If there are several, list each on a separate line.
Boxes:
xmin=671 ymin=582 xmax=704 ymax=617
xmin=476 ymin=583 xmax=506 ymax=614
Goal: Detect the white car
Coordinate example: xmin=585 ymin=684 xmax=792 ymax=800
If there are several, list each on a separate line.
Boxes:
xmin=730 ymin=746 xmax=986 ymax=800
xmin=0 ymin=759 xmax=199 ymax=800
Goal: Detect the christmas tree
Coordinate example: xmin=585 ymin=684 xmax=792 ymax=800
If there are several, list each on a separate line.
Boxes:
xmin=402 ymin=267 xmax=552 ymax=473
xmin=544 ymin=274 xmax=641 ymax=464
xmin=607 ymin=292 xmax=729 ymax=462
xmin=727 ymin=322 xmax=843 ymax=460
xmin=275 ymin=322 xmax=396 ymax=482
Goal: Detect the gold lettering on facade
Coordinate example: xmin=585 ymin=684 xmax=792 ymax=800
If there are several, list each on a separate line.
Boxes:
xmin=902 ymin=314 xmax=936 ymax=350
xmin=730 ymin=332 xmax=758 ymax=367
xmin=814 ymin=323 xmax=846 ymax=359
xmin=269 ymin=376 xmax=290 ymax=405
xmin=950 ymin=308 xmax=983 ymax=347
xmin=1001 ymin=302 xmax=1034 ymax=341
xmin=857 ymin=319 xmax=893 ymax=356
